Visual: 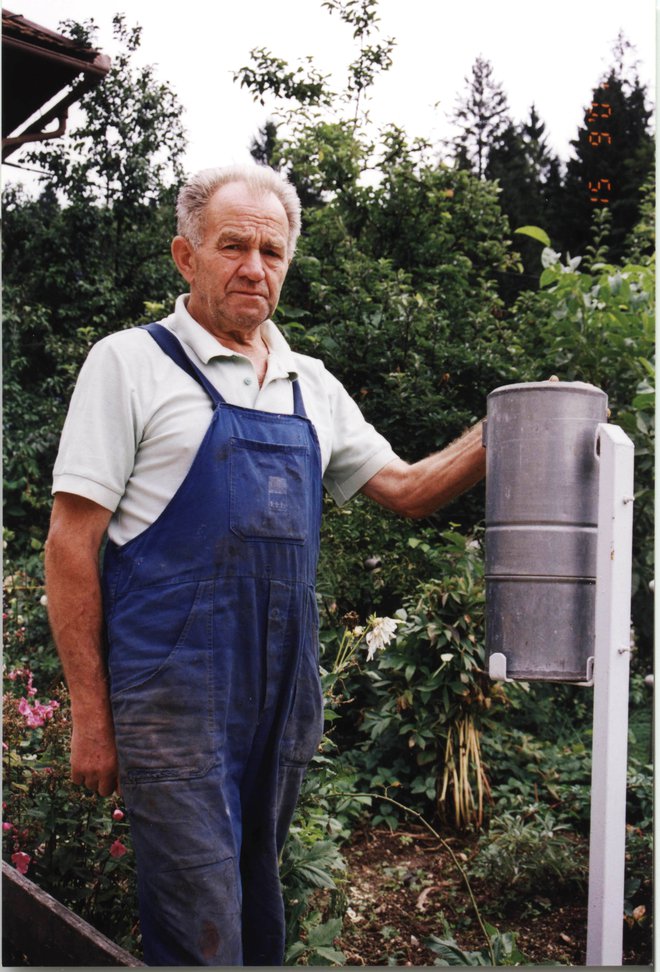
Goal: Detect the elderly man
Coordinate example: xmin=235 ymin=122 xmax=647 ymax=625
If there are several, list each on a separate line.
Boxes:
xmin=45 ymin=164 xmax=485 ymax=966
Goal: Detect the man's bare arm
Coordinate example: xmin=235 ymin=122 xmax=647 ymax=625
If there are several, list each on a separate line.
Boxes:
xmin=45 ymin=492 xmax=117 ymax=796
xmin=361 ymin=420 xmax=486 ymax=518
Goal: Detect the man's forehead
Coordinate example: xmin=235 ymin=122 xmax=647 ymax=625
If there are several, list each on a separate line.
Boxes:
xmin=207 ymin=181 xmax=287 ymax=225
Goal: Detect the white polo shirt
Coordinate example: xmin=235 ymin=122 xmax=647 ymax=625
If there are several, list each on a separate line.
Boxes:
xmin=52 ymin=295 xmax=398 ymax=545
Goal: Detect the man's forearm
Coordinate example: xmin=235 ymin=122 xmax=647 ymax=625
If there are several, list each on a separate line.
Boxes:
xmin=361 ymin=420 xmax=486 ymax=518
xmin=45 ymin=494 xmax=118 ymax=796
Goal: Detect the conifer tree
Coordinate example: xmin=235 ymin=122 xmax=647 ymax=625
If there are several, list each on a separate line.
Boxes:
xmin=450 ymin=56 xmax=511 ymax=178
xmin=557 ymin=34 xmax=653 ymax=260
xmin=485 ymin=105 xmax=563 ymax=293
xmin=483 ymin=104 xmax=561 ymax=228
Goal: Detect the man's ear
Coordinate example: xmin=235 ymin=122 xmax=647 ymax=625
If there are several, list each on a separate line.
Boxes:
xmin=171 ymin=236 xmax=196 ymax=283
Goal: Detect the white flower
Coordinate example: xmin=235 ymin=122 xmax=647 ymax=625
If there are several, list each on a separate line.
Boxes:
xmin=440 ymin=653 xmax=454 ymax=662
xmin=39 ymin=595 xmax=48 ymax=607
xmin=352 ymin=625 xmax=364 ymax=637
xmin=365 ymin=616 xmax=398 ymax=661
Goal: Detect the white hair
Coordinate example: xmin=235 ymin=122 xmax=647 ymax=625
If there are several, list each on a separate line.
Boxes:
xmin=176 ymin=164 xmax=302 ymax=259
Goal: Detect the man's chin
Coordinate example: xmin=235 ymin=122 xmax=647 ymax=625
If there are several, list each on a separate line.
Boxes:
xmin=227 ymin=296 xmax=271 ymax=322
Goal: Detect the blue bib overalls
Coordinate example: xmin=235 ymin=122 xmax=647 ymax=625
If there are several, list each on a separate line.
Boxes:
xmin=102 ymin=324 xmax=325 ymax=966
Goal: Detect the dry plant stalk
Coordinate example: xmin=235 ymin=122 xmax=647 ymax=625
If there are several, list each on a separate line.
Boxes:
xmin=438 ymin=713 xmax=491 ymax=829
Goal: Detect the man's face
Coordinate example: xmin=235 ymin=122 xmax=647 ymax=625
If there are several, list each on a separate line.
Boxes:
xmin=176 ymin=181 xmax=290 ymax=338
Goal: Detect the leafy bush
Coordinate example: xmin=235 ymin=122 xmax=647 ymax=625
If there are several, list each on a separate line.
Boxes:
xmin=280 ymin=612 xmax=405 ymax=964
xmin=281 ymin=833 xmax=347 ymax=966
xmin=505 ymin=244 xmax=655 ymax=659
xmin=2 ymin=667 xmax=140 ymax=955
xmin=470 ymin=810 xmax=587 ymax=914
xmin=481 ymin=722 xmax=593 ymax=833
xmin=425 ymin=922 xmax=528 ymax=967
xmin=346 ymin=529 xmax=505 ymax=830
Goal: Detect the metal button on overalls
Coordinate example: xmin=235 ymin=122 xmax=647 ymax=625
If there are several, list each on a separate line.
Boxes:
xmin=102 ymin=324 xmax=324 ymax=966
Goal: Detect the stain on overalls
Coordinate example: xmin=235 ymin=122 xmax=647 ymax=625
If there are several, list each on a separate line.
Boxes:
xmin=102 ymin=324 xmax=325 ymax=966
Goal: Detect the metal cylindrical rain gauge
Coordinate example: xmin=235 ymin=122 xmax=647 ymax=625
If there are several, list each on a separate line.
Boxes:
xmin=485 ymin=381 xmax=608 ymax=681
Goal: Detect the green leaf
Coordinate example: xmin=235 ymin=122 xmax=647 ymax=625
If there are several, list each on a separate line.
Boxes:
xmin=284 ymin=941 xmax=308 ymax=963
xmin=311 ymin=945 xmax=346 ymax=964
xmin=425 ymin=935 xmax=486 ymax=965
xmin=539 ymin=267 xmax=558 ymax=288
xmin=307 ymin=917 xmax=343 ymax=947
xmin=514 ymin=225 xmax=551 ymax=247
xmin=632 ymin=392 xmax=655 ymax=410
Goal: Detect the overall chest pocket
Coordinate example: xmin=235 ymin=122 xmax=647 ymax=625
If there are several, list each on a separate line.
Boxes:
xmin=229 ymin=437 xmax=309 ymax=543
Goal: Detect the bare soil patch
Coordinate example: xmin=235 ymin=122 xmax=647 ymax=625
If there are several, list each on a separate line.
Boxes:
xmin=337 ymin=825 xmax=649 ymax=966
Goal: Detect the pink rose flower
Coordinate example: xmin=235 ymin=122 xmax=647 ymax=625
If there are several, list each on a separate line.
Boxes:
xmin=112 ymin=808 xmax=125 ymax=821
xmin=17 ymin=697 xmax=60 ymax=729
xmin=11 ymin=851 xmax=30 ymax=875
xmin=109 ymin=839 xmax=128 ymax=859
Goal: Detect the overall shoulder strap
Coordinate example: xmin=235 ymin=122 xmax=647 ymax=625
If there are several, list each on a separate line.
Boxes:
xmin=291 ymin=376 xmax=307 ymax=418
xmin=142 ymin=323 xmax=224 ymax=406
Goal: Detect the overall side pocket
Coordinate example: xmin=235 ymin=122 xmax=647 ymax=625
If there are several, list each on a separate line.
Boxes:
xmin=109 ymin=578 xmax=216 ymax=782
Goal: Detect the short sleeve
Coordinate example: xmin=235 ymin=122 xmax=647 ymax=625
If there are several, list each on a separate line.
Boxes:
xmin=321 ymin=369 xmax=398 ymax=505
xmin=52 ymin=334 xmax=145 ymax=511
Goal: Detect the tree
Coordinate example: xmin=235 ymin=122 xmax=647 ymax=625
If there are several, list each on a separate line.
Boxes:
xmin=250 ymin=120 xmax=281 ymax=168
xmin=488 ymin=105 xmax=563 ymax=230
xmin=557 ymin=34 xmax=654 ymax=260
xmin=3 ymin=15 xmax=187 ymax=548
xmin=485 ymin=106 xmax=563 ymax=296
xmin=28 ymin=15 xmax=185 ymax=207
xmin=450 ymin=56 xmax=511 ymax=178
xmin=322 ymin=0 xmax=395 ymax=123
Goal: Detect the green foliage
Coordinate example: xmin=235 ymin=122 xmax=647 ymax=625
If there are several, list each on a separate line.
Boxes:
xmin=425 ymin=923 xmax=527 ymax=966
xmin=450 ymin=57 xmax=511 ymax=179
xmin=27 ymin=15 xmax=185 ymax=206
xmin=344 ymin=529 xmax=503 ymax=830
xmin=515 ymin=225 xmax=551 ymax=248
xmin=2 ymin=668 xmax=140 ymax=955
xmin=322 ymin=0 xmax=395 ymax=117
xmin=234 ymin=48 xmax=333 ymax=110
xmin=505 ymin=240 xmax=654 ymax=658
xmin=483 ymin=727 xmax=593 ymax=832
xmin=279 ymin=612 xmax=405 ymax=965
xmin=281 ymin=835 xmax=347 ymax=966
xmin=624 ymin=172 xmax=655 ymax=265
xmin=470 ymin=811 xmax=587 ymax=912
xmin=558 ymin=46 xmax=654 ymax=261
xmin=3 ymin=544 xmax=59 ymax=686
xmin=3 ymin=17 xmax=185 ymax=551
xmin=235 ymin=0 xmax=394 ymax=127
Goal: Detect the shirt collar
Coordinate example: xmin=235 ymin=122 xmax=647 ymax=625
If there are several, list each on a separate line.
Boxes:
xmin=170 ymin=294 xmax=299 ymax=379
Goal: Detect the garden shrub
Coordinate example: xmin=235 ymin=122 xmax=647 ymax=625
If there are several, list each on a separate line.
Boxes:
xmin=2 ymin=666 xmax=140 ymax=955
xmin=344 ymin=528 xmax=505 ymax=830
xmin=470 ymin=810 xmax=588 ymax=915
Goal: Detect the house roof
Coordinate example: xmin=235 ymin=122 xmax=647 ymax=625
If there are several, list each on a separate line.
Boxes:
xmin=2 ymin=9 xmax=111 ymax=160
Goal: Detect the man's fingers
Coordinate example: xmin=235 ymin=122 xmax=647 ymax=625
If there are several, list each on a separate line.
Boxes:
xmin=97 ymin=774 xmax=119 ymax=798
xmin=70 ymin=766 xmax=119 ymax=797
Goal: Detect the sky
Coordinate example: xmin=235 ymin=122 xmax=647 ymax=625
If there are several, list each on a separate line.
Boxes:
xmin=3 ymin=0 xmax=657 ymax=190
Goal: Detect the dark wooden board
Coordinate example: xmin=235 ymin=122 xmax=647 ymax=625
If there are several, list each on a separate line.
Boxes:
xmin=2 ymin=860 xmax=144 ymax=966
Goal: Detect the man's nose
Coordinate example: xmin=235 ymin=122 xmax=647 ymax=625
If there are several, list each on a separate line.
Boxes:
xmin=238 ymin=248 xmax=266 ymax=280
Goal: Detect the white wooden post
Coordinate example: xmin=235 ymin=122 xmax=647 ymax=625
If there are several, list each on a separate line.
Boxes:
xmin=586 ymin=423 xmax=635 ymax=966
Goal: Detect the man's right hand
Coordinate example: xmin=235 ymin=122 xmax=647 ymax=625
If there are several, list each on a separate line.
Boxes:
xmin=70 ymin=710 xmax=119 ymax=796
